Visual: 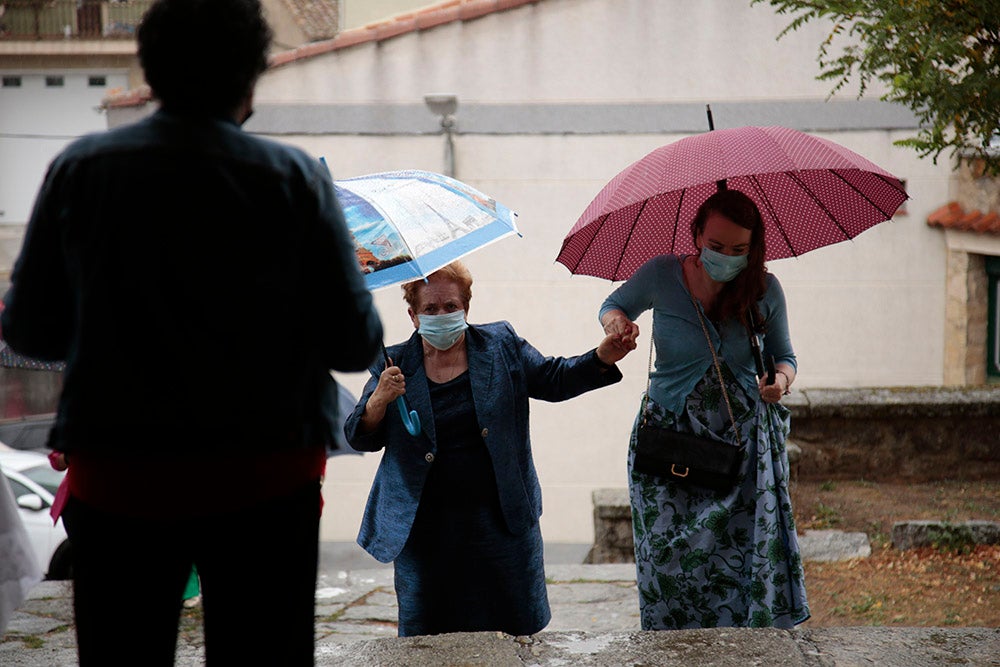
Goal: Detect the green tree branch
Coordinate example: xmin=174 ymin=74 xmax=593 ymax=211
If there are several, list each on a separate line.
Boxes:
xmin=754 ymin=0 xmax=1000 ymax=175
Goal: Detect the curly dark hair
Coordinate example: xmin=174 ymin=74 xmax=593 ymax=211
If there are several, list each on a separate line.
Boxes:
xmin=138 ymin=0 xmax=272 ymax=116
xmin=689 ymin=188 xmax=768 ymax=331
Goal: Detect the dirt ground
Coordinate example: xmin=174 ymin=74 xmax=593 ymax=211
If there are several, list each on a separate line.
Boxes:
xmin=790 ymin=479 xmax=1000 ymax=627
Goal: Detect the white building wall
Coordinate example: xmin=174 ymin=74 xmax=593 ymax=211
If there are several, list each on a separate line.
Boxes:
xmin=0 ymin=70 xmax=128 ymax=271
xmin=250 ymin=0 xmax=952 ymax=544
xmin=260 ymin=0 xmax=881 ymax=104
xmin=21 ymin=0 xmax=954 ymax=546
xmin=284 ymin=128 xmax=948 ymax=545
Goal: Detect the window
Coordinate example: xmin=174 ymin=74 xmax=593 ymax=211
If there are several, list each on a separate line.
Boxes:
xmin=987 ymin=256 xmax=1000 ymax=382
xmin=45 ymin=76 xmax=64 ymax=88
xmin=88 ymin=76 xmax=106 ymax=87
xmin=2 ymin=76 xmax=21 ymax=87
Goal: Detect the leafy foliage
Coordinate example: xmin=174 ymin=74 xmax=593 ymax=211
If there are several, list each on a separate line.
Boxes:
xmin=753 ymin=0 xmax=1000 ymax=174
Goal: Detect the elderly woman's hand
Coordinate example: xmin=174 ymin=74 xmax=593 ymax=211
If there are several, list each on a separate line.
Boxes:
xmin=360 ymin=362 xmax=408 ymax=432
xmin=375 ymin=364 xmax=407 ymax=402
xmin=596 ymin=332 xmax=635 ymax=367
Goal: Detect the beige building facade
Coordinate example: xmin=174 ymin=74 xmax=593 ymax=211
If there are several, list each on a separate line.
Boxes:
xmin=217 ymin=0 xmax=960 ymax=545
xmin=67 ymin=0 xmax=998 ymax=546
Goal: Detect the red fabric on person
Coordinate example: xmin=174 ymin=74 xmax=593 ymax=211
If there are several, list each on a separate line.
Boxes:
xmin=66 ymin=446 xmax=327 ymax=519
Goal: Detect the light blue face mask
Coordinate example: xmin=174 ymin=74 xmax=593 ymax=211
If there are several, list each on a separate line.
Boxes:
xmin=699 ymin=247 xmax=748 ymax=283
xmin=417 ymin=310 xmax=469 ymax=350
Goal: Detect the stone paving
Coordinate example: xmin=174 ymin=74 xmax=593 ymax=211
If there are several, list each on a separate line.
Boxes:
xmin=4 ymin=535 xmax=998 ymax=665
xmin=1 ymin=563 xmax=642 ymax=666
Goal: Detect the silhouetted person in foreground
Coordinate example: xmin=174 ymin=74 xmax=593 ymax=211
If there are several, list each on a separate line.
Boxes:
xmin=0 ymin=0 xmax=382 ymax=664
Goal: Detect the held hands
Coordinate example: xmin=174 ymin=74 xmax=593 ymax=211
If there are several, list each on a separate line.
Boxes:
xmin=595 ymin=310 xmax=639 ymax=368
xmin=596 ymin=332 xmax=634 ymax=367
xmin=601 ymin=310 xmax=640 ymax=350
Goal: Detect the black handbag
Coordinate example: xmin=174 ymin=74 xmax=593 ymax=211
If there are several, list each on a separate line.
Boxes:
xmin=632 ymin=290 xmax=742 ymax=492
xmin=634 ymin=425 xmax=741 ymax=492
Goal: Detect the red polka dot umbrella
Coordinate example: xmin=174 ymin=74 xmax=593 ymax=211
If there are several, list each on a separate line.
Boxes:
xmin=556 ymin=125 xmax=908 ymax=281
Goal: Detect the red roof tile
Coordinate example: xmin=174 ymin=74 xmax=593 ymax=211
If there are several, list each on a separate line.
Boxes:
xmin=270 ymin=0 xmax=542 ymax=69
xmin=926 ymin=201 xmax=1000 ymax=234
xmin=105 ymin=85 xmax=152 ymax=109
xmin=280 ymin=0 xmax=340 ymax=42
xmin=973 ymin=211 xmax=1000 ymax=234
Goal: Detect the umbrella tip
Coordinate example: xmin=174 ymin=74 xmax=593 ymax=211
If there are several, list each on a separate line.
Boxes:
xmin=716 ymin=178 xmax=727 ymax=191
xmin=706 ymin=104 xmax=715 ymax=131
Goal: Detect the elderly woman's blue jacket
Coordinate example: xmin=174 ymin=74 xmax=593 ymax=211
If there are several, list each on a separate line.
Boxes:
xmin=344 ymin=321 xmax=622 ymax=563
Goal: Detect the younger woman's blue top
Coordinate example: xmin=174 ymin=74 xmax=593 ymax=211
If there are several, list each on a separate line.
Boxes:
xmin=599 ymin=254 xmax=796 ymax=415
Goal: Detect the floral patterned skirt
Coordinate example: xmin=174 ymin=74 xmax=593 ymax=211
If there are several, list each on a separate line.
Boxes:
xmin=629 ymin=366 xmax=809 ymax=629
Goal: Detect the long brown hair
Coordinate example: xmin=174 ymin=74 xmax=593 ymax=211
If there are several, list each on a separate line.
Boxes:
xmin=690 ymin=189 xmax=768 ymax=331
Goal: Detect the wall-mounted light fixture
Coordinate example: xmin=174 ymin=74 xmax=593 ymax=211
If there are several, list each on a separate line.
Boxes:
xmin=424 ymin=94 xmax=458 ymax=177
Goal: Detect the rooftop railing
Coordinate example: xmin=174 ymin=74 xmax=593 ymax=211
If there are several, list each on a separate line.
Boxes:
xmin=0 ymin=0 xmax=152 ymax=40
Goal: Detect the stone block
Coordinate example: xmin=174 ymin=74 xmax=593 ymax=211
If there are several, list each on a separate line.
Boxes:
xmin=892 ymin=520 xmax=1000 ymax=550
xmin=585 ymin=488 xmax=634 ymax=564
xmin=797 ymin=530 xmax=871 ymax=561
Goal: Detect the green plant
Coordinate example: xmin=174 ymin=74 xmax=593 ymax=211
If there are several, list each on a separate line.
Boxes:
xmin=942 ymin=611 xmax=962 ymax=626
xmin=851 ymin=594 xmax=887 ymax=624
xmin=928 ymin=523 xmax=977 ymax=555
xmin=812 ymin=502 xmax=842 ymax=528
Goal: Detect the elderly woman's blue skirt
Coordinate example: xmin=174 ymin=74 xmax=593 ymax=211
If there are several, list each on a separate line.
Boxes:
xmin=392 ymin=371 xmax=550 ymax=637
xmin=393 ymin=486 xmax=550 ymax=637
xmin=629 ymin=365 xmax=810 ymax=629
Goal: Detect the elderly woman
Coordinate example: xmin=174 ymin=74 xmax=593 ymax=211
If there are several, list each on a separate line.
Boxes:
xmin=344 ymin=261 xmax=633 ymax=637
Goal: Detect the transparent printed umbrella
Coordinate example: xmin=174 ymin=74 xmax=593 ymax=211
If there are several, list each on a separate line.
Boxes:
xmin=331 ymin=167 xmax=520 ymax=289
xmin=325 ymin=164 xmax=521 ymax=435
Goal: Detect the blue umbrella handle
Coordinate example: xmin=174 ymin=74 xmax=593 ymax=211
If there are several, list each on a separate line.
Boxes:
xmin=395 ymin=397 xmax=422 ymax=436
xmin=382 ymin=342 xmax=422 ymax=436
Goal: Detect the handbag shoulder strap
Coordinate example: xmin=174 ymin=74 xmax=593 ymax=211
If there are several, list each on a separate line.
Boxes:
xmin=687 ymin=292 xmax=738 ymax=438
xmin=642 ymin=293 xmax=738 ymax=439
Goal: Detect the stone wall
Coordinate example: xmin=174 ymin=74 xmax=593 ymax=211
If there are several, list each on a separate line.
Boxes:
xmin=787 ymin=386 xmax=1000 ymax=482
xmin=944 ymin=250 xmax=988 ymax=385
xmin=943 ymin=157 xmax=999 ymax=385
xmin=584 ymin=488 xmax=634 ymax=564
xmin=956 ymin=158 xmax=1000 ymax=212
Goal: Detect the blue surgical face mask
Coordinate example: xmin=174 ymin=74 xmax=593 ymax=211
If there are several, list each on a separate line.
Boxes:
xmin=417 ymin=310 xmax=468 ymax=350
xmin=699 ymin=247 xmax=748 ymax=283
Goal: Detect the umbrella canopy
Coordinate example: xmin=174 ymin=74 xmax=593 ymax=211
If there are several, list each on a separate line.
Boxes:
xmin=331 ymin=168 xmax=520 ymax=290
xmin=324 ymin=164 xmax=521 ymax=436
xmin=556 ymin=126 xmax=908 ymax=281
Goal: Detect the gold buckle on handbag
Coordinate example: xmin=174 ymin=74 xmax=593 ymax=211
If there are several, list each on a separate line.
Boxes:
xmin=671 ymin=464 xmax=689 ymax=478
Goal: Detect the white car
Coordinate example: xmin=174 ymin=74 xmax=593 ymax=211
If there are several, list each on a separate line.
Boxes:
xmin=0 ymin=446 xmax=72 ymax=579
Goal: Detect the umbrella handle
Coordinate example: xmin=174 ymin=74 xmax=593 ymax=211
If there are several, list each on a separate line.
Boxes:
xmin=765 ymin=355 xmax=776 ymax=386
xmin=382 ymin=341 xmax=422 ymax=436
xmin=395 ymin=397 xmax=422 ymax=436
